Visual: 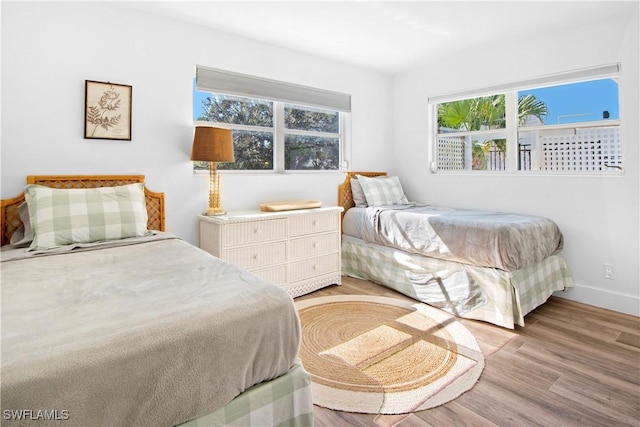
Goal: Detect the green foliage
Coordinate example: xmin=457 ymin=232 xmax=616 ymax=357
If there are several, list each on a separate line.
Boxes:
xmin=285 ymin=106 xmax=338 ymax=133
xmin=199 ymin=94 xmax=339 ymax=170
xmin=471 ymin=138 xmax=506 ymax=170
xmin=199 ymin=95 xmax=272 ymax=126
xmin=218 ymin=131 xmax=273 ymax=170
xmin=438 ymin=94 xmax=548 ymax=131
xmin=472 ymin=141 xmax=487 ymax=170
xmin=285 ymin=135 xmax=339 ymax=170
xmin=438 ymin=95 xmax=505 ymax=131
xmin=517 ymin=94 xmax=548 ymax=125
xmin=438 ymin=94 xmax=548 ymax=169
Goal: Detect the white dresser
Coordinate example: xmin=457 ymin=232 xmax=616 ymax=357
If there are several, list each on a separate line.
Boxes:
xmin=199 ymin=206 xmax=343 ymax=298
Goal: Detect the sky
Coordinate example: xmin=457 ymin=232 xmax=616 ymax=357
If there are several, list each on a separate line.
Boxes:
xmin=194 ymin=78 xmax=620 ymax=125
xmin=193 ymin=79 xmax=209 ymax=121
xmin=519 ymin=78 xmax=619 ymax=125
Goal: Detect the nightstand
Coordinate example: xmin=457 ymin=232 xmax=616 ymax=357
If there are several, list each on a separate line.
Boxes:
xmin=199 ymin=206 xmax=343 ymax=298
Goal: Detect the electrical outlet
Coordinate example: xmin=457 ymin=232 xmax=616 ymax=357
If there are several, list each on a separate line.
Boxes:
xmin=603 ymin=263 xmax=615 ymax=280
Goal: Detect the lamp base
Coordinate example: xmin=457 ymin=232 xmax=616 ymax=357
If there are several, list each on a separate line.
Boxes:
xmin=203 ymin=207 xmax=226 ymax=216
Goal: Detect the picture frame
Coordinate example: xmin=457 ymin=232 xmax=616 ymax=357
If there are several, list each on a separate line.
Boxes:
xmin=84 ymin=80 xmax=132 ymax=140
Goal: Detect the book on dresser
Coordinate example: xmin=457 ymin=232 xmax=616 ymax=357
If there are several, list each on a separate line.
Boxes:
xmin=199 ymin=206 xmax=343 ymax=298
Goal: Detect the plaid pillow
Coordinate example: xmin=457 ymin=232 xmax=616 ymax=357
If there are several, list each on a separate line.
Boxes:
xmin=25 ymin=183 xmax=151 ymax=250
xmin=356 ymin=175 xmax=409 ymax=206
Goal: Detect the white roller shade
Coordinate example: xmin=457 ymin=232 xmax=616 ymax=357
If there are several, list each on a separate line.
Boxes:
xmin=428 ymin=63 xmax=620 ymax=104
xmin=196 ymin=66 xmax=351 ymax=112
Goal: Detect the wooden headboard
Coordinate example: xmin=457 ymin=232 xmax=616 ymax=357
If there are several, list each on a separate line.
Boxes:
xmin=338 ymin=171 xmax=387 ymax=219
xmin=0 ymin=175 xmax=165 ymax=246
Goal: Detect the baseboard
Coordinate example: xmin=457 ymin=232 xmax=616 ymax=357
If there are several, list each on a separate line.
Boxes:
xmin=553 ymin=283 xmax=640 ymax=317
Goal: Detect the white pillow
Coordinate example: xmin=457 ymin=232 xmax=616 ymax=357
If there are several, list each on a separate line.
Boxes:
xmin=9 ymin=202 xmax=33 ymax=248
xmin=350 ymin=178 xmax=368 ymax=207
xmin=356 ymin=175 xmax=409 ymax=206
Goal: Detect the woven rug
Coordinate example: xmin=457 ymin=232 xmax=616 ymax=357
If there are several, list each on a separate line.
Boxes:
xmin=295 ymin=295 xmax=484 ymax=414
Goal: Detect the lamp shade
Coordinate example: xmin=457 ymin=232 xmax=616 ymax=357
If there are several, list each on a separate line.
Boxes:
xmin=190 ymin=127 xmax=235 ymax=162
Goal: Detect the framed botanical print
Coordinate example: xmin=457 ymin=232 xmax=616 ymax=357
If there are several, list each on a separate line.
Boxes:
xmin=84 ymin=80 xmax=132 ymax=140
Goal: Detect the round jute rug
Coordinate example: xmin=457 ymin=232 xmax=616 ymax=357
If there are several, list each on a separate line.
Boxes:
xmin=295 ymin=295 xmax=484 ymax=415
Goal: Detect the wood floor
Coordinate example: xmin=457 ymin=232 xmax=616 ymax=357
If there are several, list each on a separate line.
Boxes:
xmin=296 ymin=277 xmax=640 ymax=427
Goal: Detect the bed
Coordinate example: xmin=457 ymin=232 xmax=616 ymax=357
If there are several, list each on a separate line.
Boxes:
xmin=1 ymin=175 xmax=313 ymax=427
xmin=338 ymin=171 xmax=573 ymax=329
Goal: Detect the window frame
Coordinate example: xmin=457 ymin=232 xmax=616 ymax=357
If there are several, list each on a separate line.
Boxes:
xmin=428 ymin=64 xmax=622 ymax=176
xmin=194 ymin=66 xmax=351 ymax=174
xmin=194 ymin=99 xmax=349 ymax=174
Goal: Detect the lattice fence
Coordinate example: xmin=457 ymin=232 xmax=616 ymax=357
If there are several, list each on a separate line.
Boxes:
xmin=437 ymin=136 xmax=465 ymax=170
xmin=541 ymin=127 xmax=621 ymax=171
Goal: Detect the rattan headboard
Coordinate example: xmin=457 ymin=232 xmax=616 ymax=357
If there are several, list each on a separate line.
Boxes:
xmin=0 ymin=175 xmax=165 ymax=246
xmin=338 ymin=171 xmax=387 ymax=220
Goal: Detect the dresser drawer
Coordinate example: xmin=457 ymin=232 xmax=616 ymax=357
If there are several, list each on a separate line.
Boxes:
xmin=289 ymin=253 xmax=340 ymax=282
xmin=290 ymin=232 xmax=340 ymax=260
xmin=249 ymin=265 xmax=287 ymax=286
xmin=225 ymin=241 xmax=287 ymax=269
xmin=223 ymin=219 xmax=287 ymax=246
xmin=289 ymin=211 xmax=339 ymax=237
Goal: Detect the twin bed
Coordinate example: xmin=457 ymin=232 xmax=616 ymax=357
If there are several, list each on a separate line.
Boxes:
xmin=1 ymin=175 xmax=313 ymax=427
xmin=338 ymin=172 xmax=573 ymax=329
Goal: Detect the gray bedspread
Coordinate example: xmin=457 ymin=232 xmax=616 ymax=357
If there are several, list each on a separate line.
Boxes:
xmin=348 ymin=204 xmax=563 ymax=271
xmin=1 ymin=235 xmax=301 ymax=427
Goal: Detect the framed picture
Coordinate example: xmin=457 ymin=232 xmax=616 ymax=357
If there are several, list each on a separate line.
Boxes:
xmin=84 ymin=80 xmax=132 ymax=140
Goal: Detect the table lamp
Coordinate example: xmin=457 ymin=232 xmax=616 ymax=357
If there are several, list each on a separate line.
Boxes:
xmin=191 ymin=126 xmax=235 ymax=215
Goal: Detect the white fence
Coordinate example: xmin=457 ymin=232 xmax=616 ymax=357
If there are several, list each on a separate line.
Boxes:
xmin=436 ymin=136 xmax=465 ymax=170
xmin=536 ymin=126 xmax=622 ymax=171
xmin=437 ymin=124 xmax=622 ymax=172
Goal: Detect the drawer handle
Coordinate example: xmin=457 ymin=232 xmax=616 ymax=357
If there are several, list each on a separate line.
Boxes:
xmin=253 ymin=254 xmax=259 ymax=260
xmin=312 ymin=264 xmax=318 ymax=270
xmin=254 ymin=227 xmax=261 ymax=234
xmin=312 ymin=242 xmax=318 ymax=249
xmin=312 ymin=220 xmax=318 ymax=226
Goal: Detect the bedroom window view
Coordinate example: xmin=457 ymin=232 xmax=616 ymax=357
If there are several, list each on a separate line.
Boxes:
xmin=194 ymin=85 xmax=342 ymax=172
xmin=285 ymin=105 xmax=340 ymax=170
xmin=436 ymin=95 xmax=508 ymax=171
xmin=433 ymin=74 xmax=621 ymax=173
xmin=518 ymin=78 xmax=621 ymax=172
xmin=195 ymin=94 xmax=274 ymax=170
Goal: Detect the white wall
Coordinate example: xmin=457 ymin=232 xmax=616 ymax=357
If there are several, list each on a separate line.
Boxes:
xmin=1 ymin=1 xmax=392 ymax=245
xmin=392 ymin=8 xmax=640 ymax=315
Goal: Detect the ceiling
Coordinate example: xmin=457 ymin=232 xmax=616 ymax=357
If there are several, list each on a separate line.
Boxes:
xmin=127 ymin=1 xmax=637 ymax=75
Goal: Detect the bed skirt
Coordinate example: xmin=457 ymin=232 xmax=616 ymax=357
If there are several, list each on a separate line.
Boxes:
xmin=179 ymin=361 xmax=314 ymax=427
xmin=342 ymin=235 xmax=573 ymax=329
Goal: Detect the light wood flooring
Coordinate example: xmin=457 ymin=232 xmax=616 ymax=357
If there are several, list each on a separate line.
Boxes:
xmin=296 ymin=276 xmax=640 ymax=427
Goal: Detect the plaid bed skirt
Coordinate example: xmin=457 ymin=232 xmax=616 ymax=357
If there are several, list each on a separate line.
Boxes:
xmin=342 ymin=235 xmax=573 ymax=329
xmin=179 ymin=361 xmax=314 ymax=427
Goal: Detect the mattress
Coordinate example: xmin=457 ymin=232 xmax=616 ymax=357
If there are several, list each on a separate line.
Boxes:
xmin=343 ymin=205 xmax=564 ymax=271
xmin=1 ymin=234 xmax=301 ymax=426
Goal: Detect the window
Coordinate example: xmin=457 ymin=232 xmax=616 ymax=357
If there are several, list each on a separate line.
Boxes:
xmin=194 ymin=67 xmax=350 ymax=172
xmin=436 ymin=95 xmax=507 ymax=171
xmin=430 ymin=64 xmax=621 ymax=174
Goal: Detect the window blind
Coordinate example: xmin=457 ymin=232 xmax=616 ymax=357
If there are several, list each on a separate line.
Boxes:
xmin=196 ymin=66 xmax=351 ymax=112
xmin=428 ymin=63 xmax=620 ymax=104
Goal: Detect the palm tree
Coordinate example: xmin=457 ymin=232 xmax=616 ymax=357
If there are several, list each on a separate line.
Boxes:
xmin=438 ymin=94 xmax=547 ymax=170
xmin=517 ymin=94 xmax=548 ymax=125
xmin=438 ymin=94 xmax=547 ymax=131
